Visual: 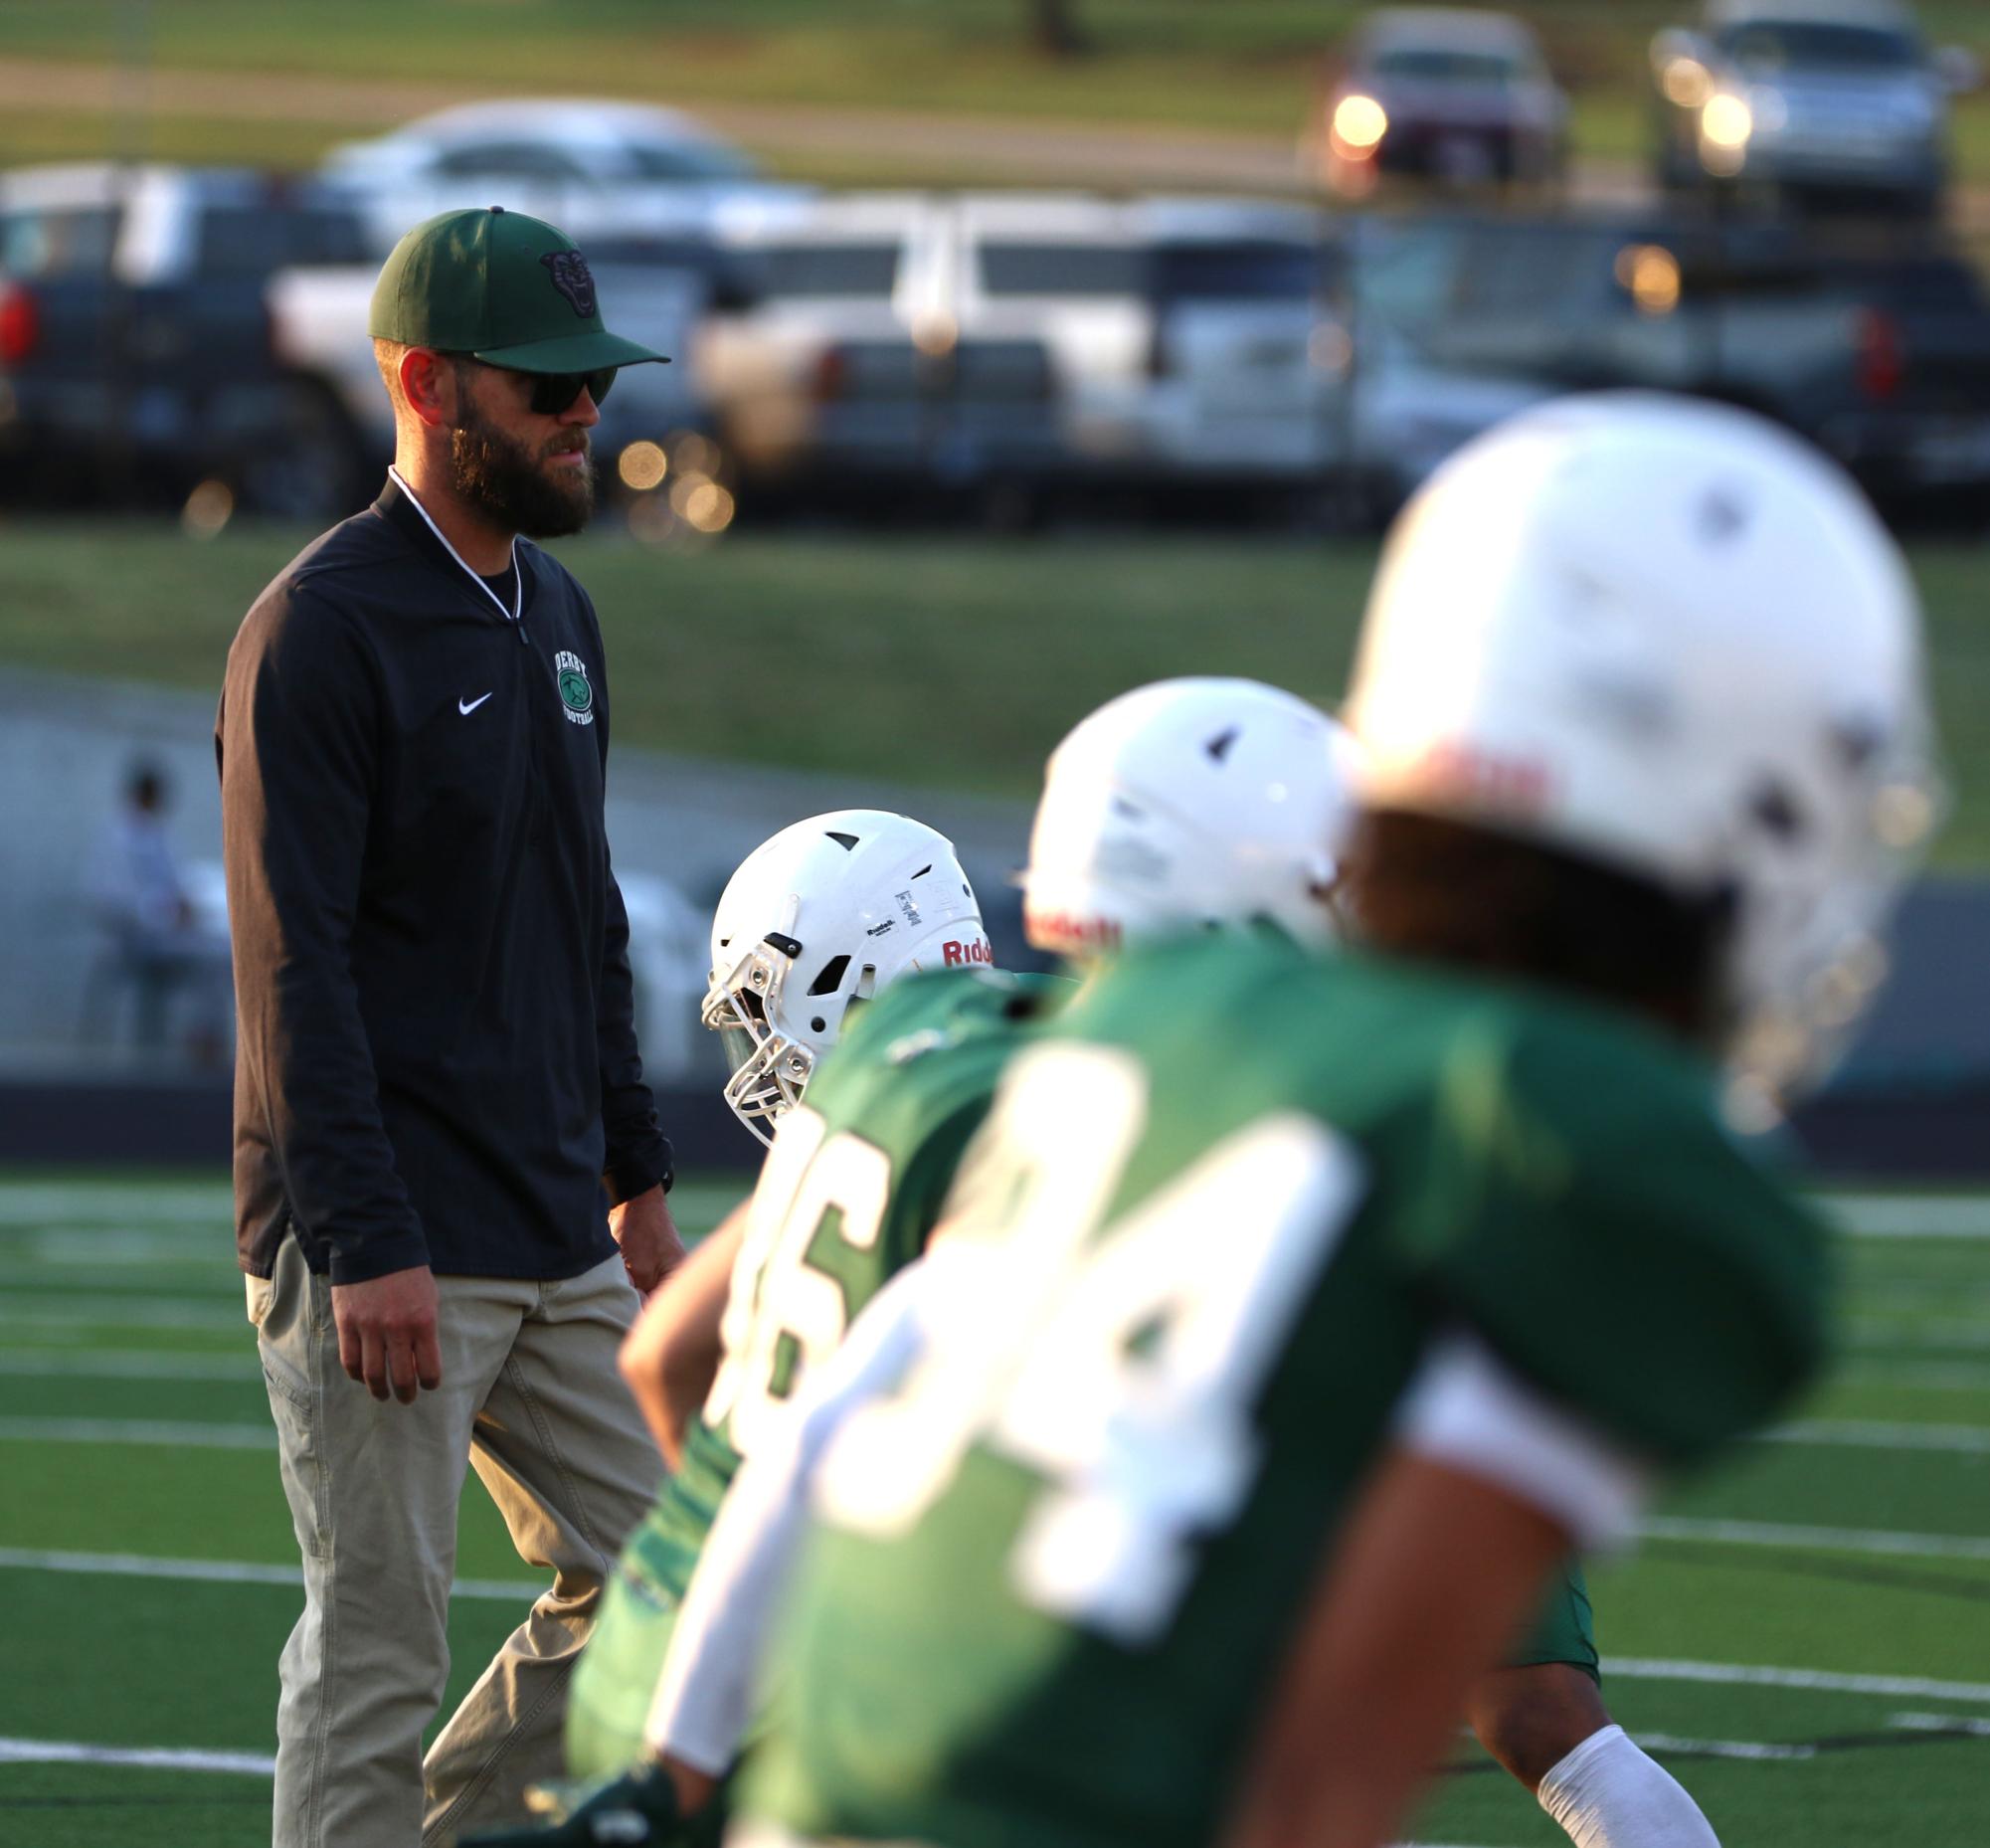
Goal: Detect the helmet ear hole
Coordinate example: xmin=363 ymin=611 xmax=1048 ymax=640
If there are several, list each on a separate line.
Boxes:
xmin=808 ymin=953 xmax=851 ymax=997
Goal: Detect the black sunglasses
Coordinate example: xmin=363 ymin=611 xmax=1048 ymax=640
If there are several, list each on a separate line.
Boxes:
xmin=520 ymin=366 xmax=617 ymax=416
xmin=452 ymin=355 xmax=616 ymax=415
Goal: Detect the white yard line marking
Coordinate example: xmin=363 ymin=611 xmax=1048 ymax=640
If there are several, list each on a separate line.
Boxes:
xmin=0 ymin=1549 xmax=300 ymax=1588
xmin=1638 ymin=1517 xmax=1990 ymax=1563
xmin=1761 ymin=1419 xmax=1990 ymax=1454
xmin=1630 ymin=1731 xmax=1817 ymax=1761
xmin=0 ymin=1350 xmax=258 ymax=1381
xmin=1607 ymin=1658 xmax=1990 ymax=1704
xmin=1838 ymin=1360 xmax=1990 ymax=1390
xmin=0 ymin=1297 xmax=246 ymax=1333
xmin=0 ymin=1547 xmax=541 ymax=1601
xmin=0 ymin=1188 xmax=234 ymax=1225
xmin=0 ymin=1242 xmax=234 ymax=1271
xmin=10 ymin=1542 xmax=1987 ymax=1730
xmin=0 ymin=1416 xmax=274 ymax=1449
xmin=1890 ymin=1711 xmax=1990 ymax=1738
xmin=1847 ymin=1318 xmax=1990 ymax=1353
xmin=10 ymin=1547 xmax=1990 ymax=1714
xmin=0 ymin=1180 xmax=742 ymax=1227
xmin=1827 ymin=1196 xmax=1990 ymax=1238
xmin=0 ymin=1737 xmax=273 ymax=1775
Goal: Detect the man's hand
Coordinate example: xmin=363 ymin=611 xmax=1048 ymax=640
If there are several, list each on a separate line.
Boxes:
xmin=619 ymin=1201 xmax=749 ymax=1464
xmin=461 ymin=1755 xmax=696 ymax=1845
xmin=610 ymin=1184 xmax=684 ymax=1296
xmin=331 ymin=1264 xmax=442 ymax=1404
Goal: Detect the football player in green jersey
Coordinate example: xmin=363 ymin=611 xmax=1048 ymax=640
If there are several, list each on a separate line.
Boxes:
xmin=562 ymin=808 xmax=995 ymax=1780
xmin=639 ymin=396 xmax=1935 ymax=1848
xmin=470 ymin=681 xmax=1357 ymax=1847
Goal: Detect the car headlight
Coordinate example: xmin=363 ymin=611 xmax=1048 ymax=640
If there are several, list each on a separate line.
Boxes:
xmin=1332 ymin=94 xmax=1389 ymax=154
xmin=1702 ymin=92 xmax=1753 ymax=150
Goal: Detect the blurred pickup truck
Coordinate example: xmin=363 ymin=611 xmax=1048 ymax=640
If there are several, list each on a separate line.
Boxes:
xmin=1649 ymin=0 xmax=1977 ymax=217
xmin=0 ymin=163 xmax=377 ymax=513
xmin=1362 ymin=211 xmax=1990 ymax=513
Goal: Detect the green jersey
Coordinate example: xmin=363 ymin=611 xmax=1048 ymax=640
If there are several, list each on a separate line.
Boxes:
xmin=628 ymin=966 xmax=1068 ymax=1608
xmin=743 ymin=934 xmax=1832 ymax=1848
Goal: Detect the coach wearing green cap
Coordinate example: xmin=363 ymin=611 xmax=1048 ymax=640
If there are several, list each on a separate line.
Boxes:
xmin=219 ymin=208 xmax=681 ymax=1848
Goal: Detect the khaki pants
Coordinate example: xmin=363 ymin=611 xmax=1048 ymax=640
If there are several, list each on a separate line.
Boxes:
xmin=249 ymin=1237 xmax=662 ymax=1848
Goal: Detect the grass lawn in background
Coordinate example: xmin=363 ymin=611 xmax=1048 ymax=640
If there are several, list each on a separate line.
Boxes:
xmin=0 ymin=3 xmax=1988 ymax=186
xmin=2 ymin=519 xmax=1987 ymax=867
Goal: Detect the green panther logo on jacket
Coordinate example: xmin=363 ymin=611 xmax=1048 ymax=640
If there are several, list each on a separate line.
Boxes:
xmin=555 ymin=651 xmax=595 ymax=726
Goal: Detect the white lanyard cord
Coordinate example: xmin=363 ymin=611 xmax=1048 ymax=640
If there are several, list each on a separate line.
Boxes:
xmin=388 ymin=466 xmax=521 ymax=624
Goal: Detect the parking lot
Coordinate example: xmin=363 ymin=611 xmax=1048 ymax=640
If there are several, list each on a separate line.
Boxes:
xmin=6 ymin=4 xmax=1990 ymax=533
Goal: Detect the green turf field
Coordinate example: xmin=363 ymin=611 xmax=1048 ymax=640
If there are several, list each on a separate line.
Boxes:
xmin=4 ymin=521 xmax=1989 ymax=869
xmin=0 ymin=1175 xmax=1985 ymax=1846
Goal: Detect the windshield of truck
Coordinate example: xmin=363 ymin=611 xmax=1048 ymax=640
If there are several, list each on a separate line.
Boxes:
xmin=0 ymin=206 xmax=117 ymax=277
xmin=196 ymin=205 xmax=370 ymax=277
xmin=755 ymin=244 xmax=899 ymax=297
xmin=1368 ymin=48 xmax=1521 ymax=86
xmin=1152 ymin=241 xmax=1337 ymax=303
xmin=1719 ymin=24 xmax=1922 ymax=72
xmin=979 ymin=243 xmax=1144 ymax=296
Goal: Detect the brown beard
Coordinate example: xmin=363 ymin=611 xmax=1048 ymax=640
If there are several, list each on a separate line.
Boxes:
xmin=449 ymin=394 xmax=595 ymax=539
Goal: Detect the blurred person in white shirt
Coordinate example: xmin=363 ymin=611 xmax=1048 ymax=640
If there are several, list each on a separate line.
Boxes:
xmin=89 ymin=761 xmax=232 ymax=1061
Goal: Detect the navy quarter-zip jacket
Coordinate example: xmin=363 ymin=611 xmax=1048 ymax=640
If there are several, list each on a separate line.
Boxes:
xmin=217 ymin=476 xmax=670 ymax=1285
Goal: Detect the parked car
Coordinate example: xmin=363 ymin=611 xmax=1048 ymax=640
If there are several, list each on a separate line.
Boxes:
xmin=0 ymin=163 xmax=374 ymax=513
xmin=1356 ymin=209 xmax=1990 ymax=512
xmin=1305 ymin=7 xmax=1568 ymax=199
xmin=1649 ymin=0 xmax=1978 ymax=216
xmin=320 ymin=98 xmax=803 ymax=251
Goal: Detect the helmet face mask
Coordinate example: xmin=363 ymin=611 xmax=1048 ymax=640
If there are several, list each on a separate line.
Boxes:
xmin=703 ymin=811 xmax=987 ymax=1143
xmin=1719 ymin=725 xmax=1941 ymax=1116
xmin=702 ymin=942 xmax=820 ymax=1139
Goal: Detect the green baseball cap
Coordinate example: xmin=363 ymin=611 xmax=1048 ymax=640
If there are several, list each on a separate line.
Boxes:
xmin=368 ymin=206 xmax=668 ymax=372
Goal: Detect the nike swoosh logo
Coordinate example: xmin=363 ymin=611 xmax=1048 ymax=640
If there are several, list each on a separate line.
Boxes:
xmin=458 ymin=693 xmax=493 ymax=715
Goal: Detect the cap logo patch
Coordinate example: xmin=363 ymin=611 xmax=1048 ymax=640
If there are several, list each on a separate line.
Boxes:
xmin=540 ymin=250 xmax=598 ymax=319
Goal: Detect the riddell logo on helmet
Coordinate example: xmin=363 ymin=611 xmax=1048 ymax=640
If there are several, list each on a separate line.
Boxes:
xmin=1024 ymin=910 xmax=1123 ymax=953
xmin=941 ymin=937 xmax=995 ymax=967
xmin=1408 ymin=742 xmax=1553 ymax=812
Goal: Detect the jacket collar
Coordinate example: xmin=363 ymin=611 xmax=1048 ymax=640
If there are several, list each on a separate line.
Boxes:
xmin=373 ymin=471 xmax=526 ymax=623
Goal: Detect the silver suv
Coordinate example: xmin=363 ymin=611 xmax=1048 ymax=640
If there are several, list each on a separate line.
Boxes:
xmin=1650 ymin=0 xmax=1978 ymax=215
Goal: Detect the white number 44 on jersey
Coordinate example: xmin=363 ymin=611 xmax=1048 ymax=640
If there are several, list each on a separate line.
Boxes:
xmin=815 ymin=1041 xmax=1365 ymax=1644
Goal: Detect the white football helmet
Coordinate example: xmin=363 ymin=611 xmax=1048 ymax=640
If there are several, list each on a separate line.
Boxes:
xmin=1020 ymin=677 xmax=1361 ymax=957
xmin=703 ymin=810 xmax=989 ymax=1141
xmin=1346 ymin=391 xmax=1939 ymax=1107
